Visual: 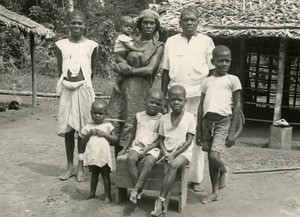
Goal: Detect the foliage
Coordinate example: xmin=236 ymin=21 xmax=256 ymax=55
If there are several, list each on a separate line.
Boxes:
xmin=0 ymin=0 xmax=150 ymax=81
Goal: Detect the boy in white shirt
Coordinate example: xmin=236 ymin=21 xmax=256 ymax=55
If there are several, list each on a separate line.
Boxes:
xmin=196 ymin=45 xmax=242 ymax=204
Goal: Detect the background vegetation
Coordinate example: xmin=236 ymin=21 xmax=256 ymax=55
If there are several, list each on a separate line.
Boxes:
xmin=0 ymin=0 xmax=150 ymax=93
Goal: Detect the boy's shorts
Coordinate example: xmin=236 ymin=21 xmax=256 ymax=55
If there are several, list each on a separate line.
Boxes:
xmin=202 ymin=116 xmax=231 ymax=153
xmin=130 ymin=146 xmax=162 ymax=160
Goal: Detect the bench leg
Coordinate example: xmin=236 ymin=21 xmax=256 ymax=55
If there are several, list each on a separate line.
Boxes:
xmin=115 ymin=187 xmax=127 ymax=204
xmin=178 ymin=168 xmax=188 ymax=213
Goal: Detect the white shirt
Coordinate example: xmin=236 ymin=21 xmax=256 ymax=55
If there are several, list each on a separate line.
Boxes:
xmin=114 ymin=34 xmax=134 ymax=53
xmin=201 ymin=74 xmax=242 ymax=117
xmin=161 ymin=33 xmax=215 ymax=97
xmin=55 ymin=39 xmax=98 ymax=93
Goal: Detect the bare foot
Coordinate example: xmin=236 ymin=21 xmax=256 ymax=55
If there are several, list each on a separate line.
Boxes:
xmin=103 ymin=197 xmax=112 ymax=205
xmin=191 ymin=182 xmax=204 ymax=192
xmin=137 ymin=189 xmax=143 ymax=200
xmin=130 ymin=189 xmax=138 ymax=204
xmin=59 ymin=170 xmax=75 ymax=181
xmin=151 ymin=198 xmax=163 ymax=217
xmin=219 ymin=166 xmax=229 ymax=189
xmin=114 ymin=82 xmax=122 ymax=93
xmin=85 ymin=193 xmax=95 ymax=200
xmin=201 ymin=193 xmax=221 ymax=204
xmin=76 ymin=169 xmax=86 ymax=182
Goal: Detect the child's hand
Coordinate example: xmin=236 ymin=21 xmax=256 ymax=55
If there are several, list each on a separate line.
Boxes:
xmin=138 ymin=148 xmax=148 ymax=159
xmin=118 ymin=149 xmax=127 ymax=156
xmin=91 ymin=129 xmax=106 ymax=137
xmin=165 ymin=153 xmax=174 ymax=164
xmin=138 ymin=48 xmax=145 ymax=53
xmin=226 ymin=131 xmax=235 ymax=147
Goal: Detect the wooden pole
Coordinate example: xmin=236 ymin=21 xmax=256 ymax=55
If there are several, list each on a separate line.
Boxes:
xmin=30 ymin=33 xmax=37 ymax=107
xmin=273 ymin=37 xmax=287 ymax=122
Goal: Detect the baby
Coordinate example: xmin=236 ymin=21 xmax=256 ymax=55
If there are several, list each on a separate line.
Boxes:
xmin=113 ymin=16 xmax=144 ymax=93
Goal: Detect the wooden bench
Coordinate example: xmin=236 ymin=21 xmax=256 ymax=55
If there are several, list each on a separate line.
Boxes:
xmin=114 ymin=154 xmax=188 ymax=213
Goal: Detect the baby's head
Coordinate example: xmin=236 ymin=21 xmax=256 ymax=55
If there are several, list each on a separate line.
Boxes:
xmin=118 ymin=16 xmax=134 ymax=36
xmin=90 ymin=99 xmax=108 ymax=124
xmin=211 ymin=45 xmax=232 ymax=76
xmin=145 ymin=88 xmax=164 ymax=116
xmin=168 ymin=85 xmax=187 ymax=114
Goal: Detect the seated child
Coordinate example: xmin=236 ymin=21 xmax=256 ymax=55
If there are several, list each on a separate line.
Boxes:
xmin=196 ymin=45 xmax=242 ymax=204
xmin=151 ymin=85 xmax=195 ymax=217
xmin=80 ymin=99 xmax=118 ymax=204
xmin=113 ymin=15 xmax=144 ymax=93
xmin=118 ymin=88 xmax=164 ymax=204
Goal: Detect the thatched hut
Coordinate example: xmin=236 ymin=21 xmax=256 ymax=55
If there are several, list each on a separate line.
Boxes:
xmin=153 ymin=0 xmax=300 ymax=125
xmin=0 ymin=4 xmax=55 ymax=107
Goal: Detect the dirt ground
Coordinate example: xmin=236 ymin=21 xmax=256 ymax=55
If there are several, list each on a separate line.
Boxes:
xmin=1 ymin=95 xmax=300 ymax=217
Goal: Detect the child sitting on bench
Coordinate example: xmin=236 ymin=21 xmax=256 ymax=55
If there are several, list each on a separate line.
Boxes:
xmin=118 ymin=88 xmax=164 ymax=204
xmin=151 ymin=85 xmax=195 ymax=216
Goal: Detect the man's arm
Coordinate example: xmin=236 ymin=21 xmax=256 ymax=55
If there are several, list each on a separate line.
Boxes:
xmin=161 ymin=69 xmax=170 ymax=97
xmin=196 ymin=93 xmax=205 ymax=146
xmin=227 ymin=90 xmax=241 ymax=147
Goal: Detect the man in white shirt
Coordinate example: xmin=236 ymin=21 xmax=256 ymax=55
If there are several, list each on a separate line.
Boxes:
xmin=161 ymin=6 xmax=215 ymax=192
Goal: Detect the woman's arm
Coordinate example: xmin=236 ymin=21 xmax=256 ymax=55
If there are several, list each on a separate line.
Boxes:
xmin=131 ymin=45 xmax=164 ymax=77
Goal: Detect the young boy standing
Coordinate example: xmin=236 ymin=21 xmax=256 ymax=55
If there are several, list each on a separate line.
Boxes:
xmin=55 ymin=10 xmax=98 ymax=182
xmin=196 ymin=45 xmax=242 ymax=204
xmin=151 ymin=85 xmax=195 ymax=217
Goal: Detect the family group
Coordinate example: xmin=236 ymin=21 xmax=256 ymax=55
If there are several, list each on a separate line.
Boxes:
xmin=55 ymin=6 xmax=242 ymax=216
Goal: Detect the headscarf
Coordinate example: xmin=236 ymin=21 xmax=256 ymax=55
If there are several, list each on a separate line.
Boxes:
xmin=136 ymin=9 xmax=160 ymax=32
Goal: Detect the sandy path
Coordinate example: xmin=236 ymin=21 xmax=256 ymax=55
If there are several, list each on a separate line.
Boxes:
xmin=1 ymin=97 xmax=300 ymax=217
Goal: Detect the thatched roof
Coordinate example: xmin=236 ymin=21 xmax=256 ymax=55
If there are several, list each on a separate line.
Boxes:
xmin=152 ymin=0 xmax=300 ymax=39
xmin=0 ymin=4 xmax=55 ymax=39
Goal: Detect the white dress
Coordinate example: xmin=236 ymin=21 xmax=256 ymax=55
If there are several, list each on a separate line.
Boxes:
xmin=79 ymin=122 xmax=115 ymax=170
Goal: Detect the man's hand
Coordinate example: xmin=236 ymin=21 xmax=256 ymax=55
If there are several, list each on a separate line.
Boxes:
xmin=226 ymin=131 xmax=235 ymax=147
xmin=138 ymin=148 xmax=148 ymax=159
xmin=195 ymin=128 xmax=203 ymax=146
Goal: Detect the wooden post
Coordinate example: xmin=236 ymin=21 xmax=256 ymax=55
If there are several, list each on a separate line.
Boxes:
xmin=273 ymin=37 xmax=287 ymax=122
xmin=30 ymin=33 xmax=37 ymax=107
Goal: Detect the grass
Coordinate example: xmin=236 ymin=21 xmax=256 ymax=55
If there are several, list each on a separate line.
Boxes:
xmin=0 ymin=72 xmax=114 ymax=96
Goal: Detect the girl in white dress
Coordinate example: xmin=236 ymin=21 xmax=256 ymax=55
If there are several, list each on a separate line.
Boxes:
xmin=80 ymin=99 xmax=118 ymax=204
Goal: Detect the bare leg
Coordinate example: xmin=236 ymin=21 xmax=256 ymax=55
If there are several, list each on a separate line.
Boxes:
xmin=77 ymin=136 xmax=86 ymax=182
xmin=152 ymin=156 xmax=187 ymax=216
xmin=126 ymin=151 xmax=139 ymax=185
xmin=114 ymin=75 xmax=125 ymax=93
xmin=131 ymin=155 xmax=156 ymax=203
xmin=59 ymin=130 xmax=76 ymax=180
xmin=85 ymin=165 xmax=100 ymax=200
xmin=100 ymin=164 xmax=112 ymax=204
xmin=202 ymin=151 xmax=225 ymax=204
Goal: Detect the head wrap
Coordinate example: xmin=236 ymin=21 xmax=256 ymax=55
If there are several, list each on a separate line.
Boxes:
xmin=136 ymin=9 xmax=160 ymax=32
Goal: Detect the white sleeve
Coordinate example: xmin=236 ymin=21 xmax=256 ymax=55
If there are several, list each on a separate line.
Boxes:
xmin=161 ymin=39 xmax=170 ymax=70
xmin=206 ymin=37 xmax=215 ymax=70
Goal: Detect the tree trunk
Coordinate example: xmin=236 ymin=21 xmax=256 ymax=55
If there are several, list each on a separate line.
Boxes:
xmin=69 ymin=0 xmax=74 ymax=12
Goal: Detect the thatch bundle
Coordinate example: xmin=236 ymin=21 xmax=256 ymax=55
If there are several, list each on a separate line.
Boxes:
xmin=0 ymin=4 xmax=55 ymax=39
xmin=152 ymin=0 xmax=300 ymax=39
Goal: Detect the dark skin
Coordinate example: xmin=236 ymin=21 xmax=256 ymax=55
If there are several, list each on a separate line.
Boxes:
xmin=55 ymin=15 xmax=98 ymax=182
xmin=196 ymin=48 xmax=241 ymax=204
xmin=114 ymin=16 xmax=163 ymax=77
xmin=83 ymin=101 xmax=118 ymax=203
xmin=161 ymin=11 xmax=214 ymax=112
